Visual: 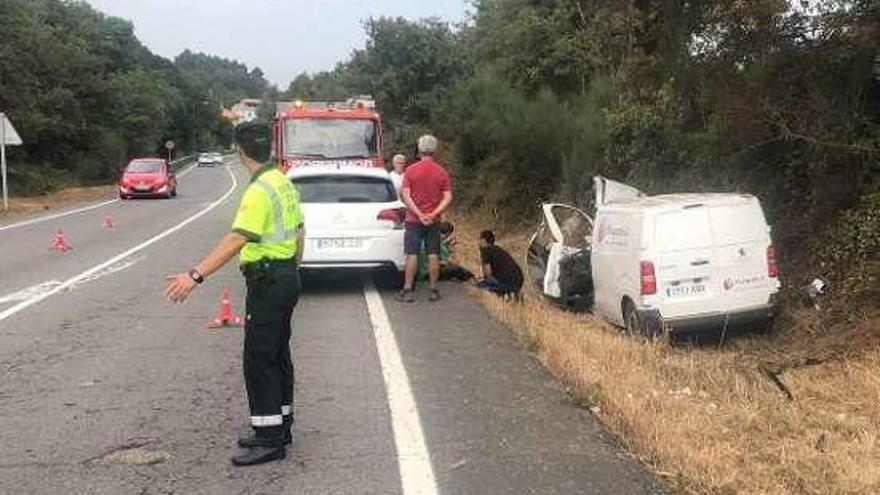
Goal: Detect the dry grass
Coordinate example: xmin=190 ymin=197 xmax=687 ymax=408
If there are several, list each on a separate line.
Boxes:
xmin=451 ymin=213 xmax=880 ymax=495
xmin=0 ymin=185 xmax=117 ymax=222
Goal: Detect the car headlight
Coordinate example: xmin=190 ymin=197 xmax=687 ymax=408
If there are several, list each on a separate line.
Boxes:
xmin=157 ymin=185 xmax=168 ymax=193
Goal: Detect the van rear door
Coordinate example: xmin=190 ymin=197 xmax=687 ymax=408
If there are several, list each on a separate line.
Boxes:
xmin=651 ymin=198 xmax=776 ymax=321
xmin=708 ymin=199 xmax=777 ymax=311
xmin=650 ymin=206 xmax=718 ymax=319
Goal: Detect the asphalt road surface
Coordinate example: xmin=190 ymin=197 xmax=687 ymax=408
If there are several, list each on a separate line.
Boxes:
xmin=0 ymin=158 xmax=669 ymax=494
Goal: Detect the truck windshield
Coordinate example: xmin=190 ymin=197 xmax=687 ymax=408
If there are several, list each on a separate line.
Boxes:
xmin=284 ymin=118 xmax=379 ymax=159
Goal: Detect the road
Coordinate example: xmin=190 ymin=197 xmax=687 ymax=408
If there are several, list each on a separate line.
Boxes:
xmin=0 ymin=157 xmax=668 ymax=494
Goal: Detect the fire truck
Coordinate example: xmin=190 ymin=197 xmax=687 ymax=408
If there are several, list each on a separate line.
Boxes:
xmin=272 ymin=96 xmax=384 ymax=172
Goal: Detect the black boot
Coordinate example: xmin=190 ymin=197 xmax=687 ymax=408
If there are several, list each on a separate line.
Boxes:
xmin=238 ymin=416 xmax=293 ymax=448
xmin=232 ymin=425 xmax=285 ymax=466
xmin=231 ymin=445 xmax=285 ymax=466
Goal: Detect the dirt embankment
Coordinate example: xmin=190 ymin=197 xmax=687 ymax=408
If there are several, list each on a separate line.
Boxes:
xmin=452 ymin=213 xmax=880 ymax=495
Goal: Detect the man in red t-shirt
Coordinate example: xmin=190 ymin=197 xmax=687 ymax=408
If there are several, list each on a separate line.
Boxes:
xmin=397 ymin=135 xmax=453 ymax=302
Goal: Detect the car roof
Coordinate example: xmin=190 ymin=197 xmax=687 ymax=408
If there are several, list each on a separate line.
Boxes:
xmin=287 ymin=166 xmax=391 ymax=180
xmin=599 ymin=193 xmax=759 ymax=212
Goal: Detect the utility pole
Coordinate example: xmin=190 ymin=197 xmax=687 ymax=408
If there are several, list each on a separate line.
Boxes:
xmin=1 ymin=112 xmax=23 ymax=210
xmin=191 ymin=102 xmax=198 ymax=155
xmin=1 ymin=112 xmax=7 ymax=211
xmin=192 ymin=100 xmax=210 ymax=154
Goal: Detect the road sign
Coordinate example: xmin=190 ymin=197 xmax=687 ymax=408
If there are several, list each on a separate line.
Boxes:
xmin=165 ymin=140 xmax=175 ymax=150
xmin=1 ymin=112 xmax=23 ymax=211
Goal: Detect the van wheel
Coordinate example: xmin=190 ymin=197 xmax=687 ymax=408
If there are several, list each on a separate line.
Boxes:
xmin=623 ymin=300 xmax=640 ymax=336
xmin=623 ymin=300 xmax=662 ymax=339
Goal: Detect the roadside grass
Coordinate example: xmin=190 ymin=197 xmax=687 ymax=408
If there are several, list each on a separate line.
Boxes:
xmin=452 ymin=213 xmax=880 ymax=495
xmin=0 ymin=184 xmax=117 ymax=221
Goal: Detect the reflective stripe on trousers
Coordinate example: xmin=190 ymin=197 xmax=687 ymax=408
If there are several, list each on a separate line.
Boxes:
xmin=252 ymin=179 xmax=300 ymax=243
xmin=251 ymin=414 xmax=283 ymax=427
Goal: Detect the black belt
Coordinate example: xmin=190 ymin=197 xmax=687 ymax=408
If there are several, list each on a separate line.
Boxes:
xmin=240 ymin=258 xmax=298 ymax=278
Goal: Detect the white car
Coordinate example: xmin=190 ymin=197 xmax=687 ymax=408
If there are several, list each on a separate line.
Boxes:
xmin=197 ymin=153 xmax=222 ymax=167
xmin=288 ymin=166 xmax=406 ymax=273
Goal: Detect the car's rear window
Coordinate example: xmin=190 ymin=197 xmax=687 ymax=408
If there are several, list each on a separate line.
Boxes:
xmin=127 ymin=160 xmax=163 ymax=173
xmin=293 ymin=175 xmax=396 ymax=203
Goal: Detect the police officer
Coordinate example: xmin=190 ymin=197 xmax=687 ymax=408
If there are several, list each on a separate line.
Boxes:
xmin=164 ymin=122 xmax=304 ymax=466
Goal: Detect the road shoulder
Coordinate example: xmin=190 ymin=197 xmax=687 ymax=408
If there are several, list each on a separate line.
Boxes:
xmin=381 ymin=283 xmax=669 ymax=495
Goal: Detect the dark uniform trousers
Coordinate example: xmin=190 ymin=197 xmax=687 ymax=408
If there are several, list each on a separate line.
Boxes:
xmin=242 ymin=259 xmax=300 ymax=446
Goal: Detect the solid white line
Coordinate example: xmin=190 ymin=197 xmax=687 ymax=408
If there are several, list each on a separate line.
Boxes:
xmin=0 ymin=166 xmax=239 ymax=324
xmin=0 ymin=199 xmax=119 ymax=233
xmin=0 ymin=157 xmax=199 ymax=233
xmin=363 ymin=280 xmax=438 ymax=495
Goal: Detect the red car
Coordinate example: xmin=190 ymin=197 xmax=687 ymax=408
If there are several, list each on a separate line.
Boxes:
xmin=118 ymin=158 xmax=178 ymax=199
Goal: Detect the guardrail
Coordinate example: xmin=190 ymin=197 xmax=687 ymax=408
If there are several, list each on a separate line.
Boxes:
xmin=169 ymin=154 xmax=196 ymax=172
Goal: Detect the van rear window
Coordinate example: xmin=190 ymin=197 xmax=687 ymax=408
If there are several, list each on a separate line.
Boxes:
xmin=709 ymin=204 xmax=765 ymax=245
xmin=654 ymin=208 xmax=712 ymax=250
xmin=654 ymin=203 xmax=765 ymax=251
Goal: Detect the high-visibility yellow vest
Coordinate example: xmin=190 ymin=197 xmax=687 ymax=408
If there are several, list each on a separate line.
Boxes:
xmin=232 ymin=165 xmax=303 ymax=265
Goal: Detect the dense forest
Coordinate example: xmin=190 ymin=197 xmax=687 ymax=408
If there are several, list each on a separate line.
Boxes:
xmin=286 ymin=0 xmax=879 ymax=310
xmin=0 ymin=0 xmax=877 ymax=307
xmin=0 ymin=0 xmax=269 ymax=194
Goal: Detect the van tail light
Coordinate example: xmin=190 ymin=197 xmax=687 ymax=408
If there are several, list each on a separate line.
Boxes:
xmin=640 ymin=261 xmax=657 ymax=296
xmin=767 ymin=245 xmax=779 ymax=278
xmin=377 ymin=208 xmax=405 ymax=229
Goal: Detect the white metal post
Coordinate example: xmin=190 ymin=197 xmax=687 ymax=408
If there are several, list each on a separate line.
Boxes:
xmin=1 ymin=112 xmax=8 ymax=211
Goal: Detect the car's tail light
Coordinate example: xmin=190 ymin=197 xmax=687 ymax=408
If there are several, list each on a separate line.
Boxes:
xmin=640 ymin=260 xmax=657 ymax=295
xmin=767 ymin=245 xmax=779 ymax=278
xmin=377 ymin=208 xmax=405 ymax=229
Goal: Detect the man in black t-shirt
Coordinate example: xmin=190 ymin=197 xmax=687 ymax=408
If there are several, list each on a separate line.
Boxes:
xmin=477 ymin=230 xmax=524 ymax=297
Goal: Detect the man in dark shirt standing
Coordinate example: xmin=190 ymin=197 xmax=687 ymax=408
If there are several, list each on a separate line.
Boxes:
xmin=397 ymin=135 xmax=453 ymax=302
xmin=478 ymin=230 xmax=524 ymax=298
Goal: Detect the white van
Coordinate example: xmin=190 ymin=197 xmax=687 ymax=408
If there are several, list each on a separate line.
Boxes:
xmin=589 ymin=177 xmax=780 ymax=335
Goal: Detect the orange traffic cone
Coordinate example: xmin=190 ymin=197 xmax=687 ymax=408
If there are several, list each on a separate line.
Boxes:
xmin=103 ymin=213 xmax=115 ymax=229
xmin=206 ymin=288 xmax=244 ymax=329
xmin=50 ymin=229 xmax=73 ymax=253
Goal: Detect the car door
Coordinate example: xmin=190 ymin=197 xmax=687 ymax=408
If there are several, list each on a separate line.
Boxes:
xmin=531 ymin=204 xmax=593 ymax=297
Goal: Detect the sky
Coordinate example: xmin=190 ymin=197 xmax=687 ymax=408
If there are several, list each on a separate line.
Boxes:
xmin=85 ymin=0 xmax=471 ymax=88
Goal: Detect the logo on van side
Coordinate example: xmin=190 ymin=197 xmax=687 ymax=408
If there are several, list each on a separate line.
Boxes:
xmin=597 ymin=221 xmax=629 ymax=246
xmin=723 ymin=275 xmax=765 ymax=291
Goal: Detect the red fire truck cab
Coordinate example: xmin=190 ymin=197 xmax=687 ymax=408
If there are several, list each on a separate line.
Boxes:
xmin=273 ymin=97 xmax=384 ymax=172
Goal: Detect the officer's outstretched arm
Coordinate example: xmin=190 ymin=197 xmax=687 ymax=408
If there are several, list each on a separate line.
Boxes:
xmin=194 ymin=232 xmax=249 ymax=278
xmin=164 ymin=232 xmax=248 ymax=303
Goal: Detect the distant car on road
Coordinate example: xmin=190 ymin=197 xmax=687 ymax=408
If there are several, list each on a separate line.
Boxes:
xmin=288 ymin=166 xmax=405 ymax=275
xmin=197 ymin=152 xmax=222 ymax=167
xmin=119 ymin=158 xmax=177 ymax=199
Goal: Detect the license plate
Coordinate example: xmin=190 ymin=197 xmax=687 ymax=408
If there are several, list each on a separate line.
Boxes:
xmin=666 ymin=283 xmax=707 ymax=298
xmin=316 ymin=238 xmax=362 ymax=250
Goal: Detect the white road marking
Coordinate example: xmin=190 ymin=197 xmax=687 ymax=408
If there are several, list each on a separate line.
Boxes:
xmin=363 ymin=280 xmax=439 ymax=495
xmin=70 ymin=256 xmax=142 ymax=288
xmin=0 ymin=167 xmax=239 ymax=324
xmin=0 ymin=199 xmax=119 ymax=233
xmin=176 ymin=160 xmax=199 ymax=179
xmin=0 ymin=280 xmax=62 ymax=306
xmin=0 ymin=158 xmax=199 ymax=233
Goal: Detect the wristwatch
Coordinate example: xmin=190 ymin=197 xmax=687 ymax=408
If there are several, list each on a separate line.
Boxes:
xmin=188 ymin=268 xmax=205 ymax=285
